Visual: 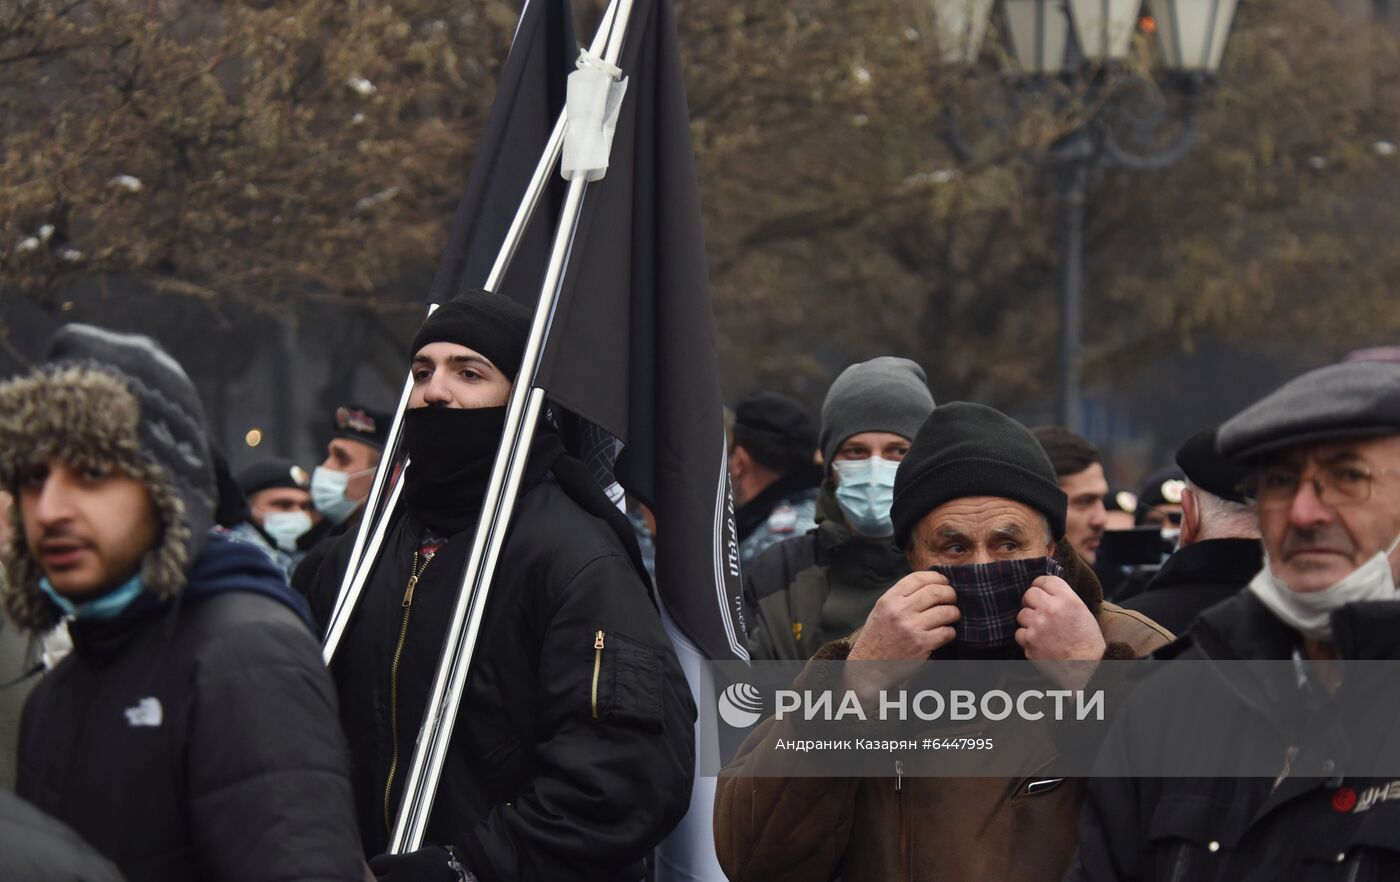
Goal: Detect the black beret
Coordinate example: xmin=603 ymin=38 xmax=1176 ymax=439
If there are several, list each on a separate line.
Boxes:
xmin=1219 ymin=361 xmax=1400 ymax=462
xmin=1175 ymin=426 xmax=1251 ymax=504
xmin=1135 ymin=466 xmax=1186 ymax=522
xmin=238 ymin=458 xmax=311 ymax=497
xmin=733 ymin=392 xmax=818 ymax=451
xmin=331 ymin=404 xmax=390 ymax=450
xmin=891 ymin=402 xmax=1067 ymax=549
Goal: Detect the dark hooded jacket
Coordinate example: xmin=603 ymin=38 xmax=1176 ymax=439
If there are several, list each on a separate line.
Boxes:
xmin=744 ymin=482 xmax=907 ymax=661
xmin=16 ymin=536 xmax=363 ymax=882
xmin=304 ymin=431 xmax=697 ymax=882
xmin=0 ymin=337 xmax=362 ymax=882
xmin=1066 ymin=592 xmax=1400 ymax=882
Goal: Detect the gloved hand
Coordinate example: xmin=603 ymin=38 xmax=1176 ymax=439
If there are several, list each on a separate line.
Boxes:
xmin=368 ymin=845 xmax=468 ymax=882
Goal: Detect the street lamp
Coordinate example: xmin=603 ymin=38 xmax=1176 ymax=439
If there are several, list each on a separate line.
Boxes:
xmin=930 ymin=0 xmax=996 ymax=65
xmin=927 ymin=0 xmax=1239 ymax=432
xmin=1154 ymin=0 xmax=1238 ymax=72
xmin=1067 ymin=0 xmax=1144 ymax=61
xmin=1002 ymin=0 xmax=1070 ymax=74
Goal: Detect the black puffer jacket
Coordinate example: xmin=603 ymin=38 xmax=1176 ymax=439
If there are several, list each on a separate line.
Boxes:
xmin=16 ymin=535 xmax=363 ymax=882
xmin=0 ymin=789 xmax=126 ymax=882
xmin=1067 ymin=592 xmax=1400 ymax=882
xmin=306 ymin=475 xmax=697 ymax=882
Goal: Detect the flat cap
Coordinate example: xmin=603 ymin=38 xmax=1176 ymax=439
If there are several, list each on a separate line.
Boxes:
xmin=1219 ymin=361 xmax=1400 ymax=462
xmin=1175 ymin=426 xmax=1250 ymax=504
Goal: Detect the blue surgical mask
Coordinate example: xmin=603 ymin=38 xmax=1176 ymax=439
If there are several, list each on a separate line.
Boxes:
xmin=259 ymin=510 xmax=313 ymax=552
xmin=311 ymin=465 xmax=372 ymax=525
xmin=831 ymin=457 xmax=901 ymax=537
xmin=39 ymin=573 xmax=145 ymax=620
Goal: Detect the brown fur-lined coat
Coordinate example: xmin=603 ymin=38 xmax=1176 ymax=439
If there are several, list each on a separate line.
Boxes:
xmin=714 ymin=543 xmax=1172 ymax=882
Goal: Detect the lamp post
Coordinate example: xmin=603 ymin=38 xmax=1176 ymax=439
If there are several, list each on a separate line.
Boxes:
xmin=929 ymin=0 xmax=1238 ymax=433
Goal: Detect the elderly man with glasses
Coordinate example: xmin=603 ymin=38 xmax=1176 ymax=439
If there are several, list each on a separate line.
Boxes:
xmin=1066 ymin=359 xmax=1400 ymax=882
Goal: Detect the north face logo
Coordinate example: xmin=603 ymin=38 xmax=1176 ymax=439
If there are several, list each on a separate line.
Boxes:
xmin=124 ymin=697 xmax=163 ymax=727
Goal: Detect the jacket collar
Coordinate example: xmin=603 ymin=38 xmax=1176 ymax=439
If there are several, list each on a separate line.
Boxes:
xmin=1144 ymin=538 xmax=1262 ymax=594
xmin=72 ymin=533 xmax=315 ymax=662
xmin=735 ymin=466 xmax=822 ymax=542
xmin=1190 ymin=588 xmax=1400 ymax=661
xmin=1189 ymin=590 xmax=1297 ymax=661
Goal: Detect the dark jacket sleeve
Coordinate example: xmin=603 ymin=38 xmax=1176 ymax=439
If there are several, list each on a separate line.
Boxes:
xmin=456 ymin=550 xmax=697 ymax=882
xmin=0 ymin=789 xmax=126 ymax=882
xmin=1062 ymin=688 xmax=1155 ymax=882
xmin=185 ymin=597 xmax=364 ymax=882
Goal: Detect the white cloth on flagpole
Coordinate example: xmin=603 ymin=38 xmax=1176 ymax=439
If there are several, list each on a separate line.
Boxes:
xmin=562 ymin=50 xmax=628 ymax=182
xmin=654 ymin=602 xmax=729 ymax=882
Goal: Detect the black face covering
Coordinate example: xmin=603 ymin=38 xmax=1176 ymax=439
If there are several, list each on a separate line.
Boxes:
xmin=402 ymin=406 xmax=510 ymax=535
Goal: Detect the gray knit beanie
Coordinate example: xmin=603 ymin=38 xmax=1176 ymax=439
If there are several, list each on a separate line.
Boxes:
xmin=819 ymin=357 xmax=936 ymax=465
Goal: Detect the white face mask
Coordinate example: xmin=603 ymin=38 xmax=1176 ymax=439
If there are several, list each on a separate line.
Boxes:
xmin=310 ymin=465 xmax=375 ymax=525
xmin=831 ymin=457 xmax=901 ymax=537
xmin=1247 ymin=532 xmax=1400 ymax=642
xmin=258 ymin=509 xmax=313 ymax=553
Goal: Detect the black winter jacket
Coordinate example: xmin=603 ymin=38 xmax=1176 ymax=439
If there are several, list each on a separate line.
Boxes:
xmin=1118 ymin=538 xmax=1262 ymax=637
xmin=306 ymin=476 xmax=697 ymax=882
xmin=1066 ymin=591 xmax=1400 ymax=882
xmin=0 ymin=789 xmax=125 ymax=882
xmin=16 ymin=535 xmax=363 ymax=882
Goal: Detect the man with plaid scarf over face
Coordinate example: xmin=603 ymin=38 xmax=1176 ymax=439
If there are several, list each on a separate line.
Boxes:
xmin=716 ymin=402 xmax=1173 ymax=882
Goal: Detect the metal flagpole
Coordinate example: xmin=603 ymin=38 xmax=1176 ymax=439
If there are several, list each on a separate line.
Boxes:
xmin=388 ymin=0 xmax=639 ymax=852
xmin=321 ymin=373 xmax=414 ymax=659
xmin=320 ymin=0 xmax=625 ymax=665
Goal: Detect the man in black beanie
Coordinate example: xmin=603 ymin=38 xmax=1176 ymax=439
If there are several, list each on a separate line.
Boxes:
xmin=304 ymin=291 xmax=696 ymax=882
xmin=717 ymin=402 xmax=1171 ymax=882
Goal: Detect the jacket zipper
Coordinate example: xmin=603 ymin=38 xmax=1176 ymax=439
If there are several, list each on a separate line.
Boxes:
xmin=383 ymin=550 xmax=434 ymax=835
xmin=1271 ymin=745 xmax=1298 ymax=793
xmin=592 ymin=630 xmax=606 ymax=719
xmin=896 ymin=760 xmax=908 ymax=882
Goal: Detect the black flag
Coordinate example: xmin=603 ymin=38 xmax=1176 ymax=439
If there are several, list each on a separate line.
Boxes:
xmin=426 ymin=0 xmax=576 ymax=306
xmin=536 ymin=0 xmax=747 ymax=662
xmin=428 ymin=0 xmax=747 ymax=662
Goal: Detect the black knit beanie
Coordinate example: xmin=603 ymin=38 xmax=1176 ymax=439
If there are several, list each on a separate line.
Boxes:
xmin=410 ymin=289 xmax=533 ymax=379
xmin=890 ymin=402 xmax=1068 ymax=549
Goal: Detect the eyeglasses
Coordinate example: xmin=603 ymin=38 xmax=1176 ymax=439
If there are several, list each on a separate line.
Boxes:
xmin=1246 ymin=460 xmax=1400 ymax=511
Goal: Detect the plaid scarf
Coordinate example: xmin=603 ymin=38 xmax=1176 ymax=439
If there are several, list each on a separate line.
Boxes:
xmin=929 ymin=556 xmax=1067 ymax=647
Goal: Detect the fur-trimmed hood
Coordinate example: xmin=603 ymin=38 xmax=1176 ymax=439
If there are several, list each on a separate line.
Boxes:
xmin=0 ymin=328 xmax=216 ymax=634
